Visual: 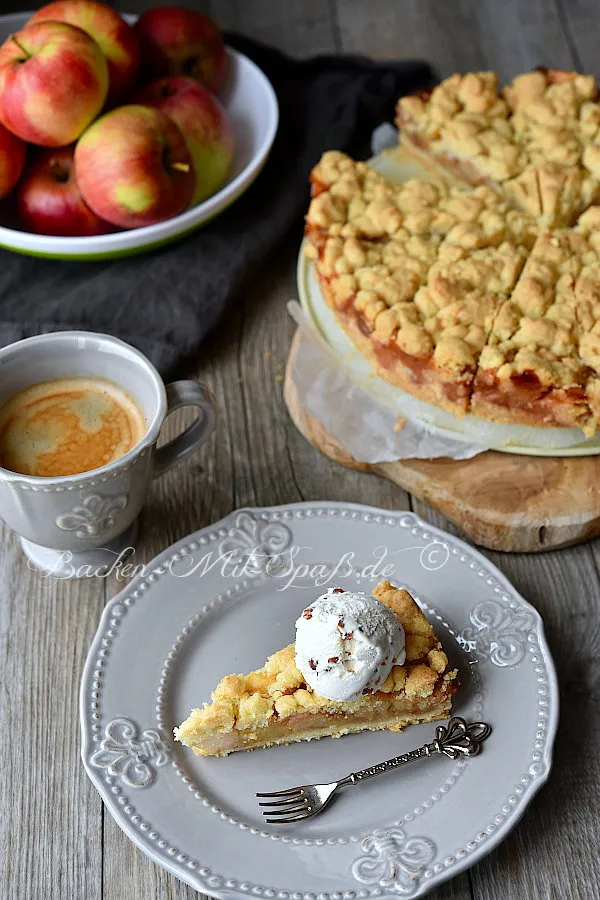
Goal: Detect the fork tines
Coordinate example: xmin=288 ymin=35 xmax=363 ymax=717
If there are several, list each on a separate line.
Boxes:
xmin=256 ymin=788 xmax=312 ymax=823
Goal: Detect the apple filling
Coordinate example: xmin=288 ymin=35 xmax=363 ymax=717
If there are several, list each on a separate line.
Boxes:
xmin=399 ymin=133 xmax=496 ymax=188
xmin=187 ymin=692 xmax=455 ymax=756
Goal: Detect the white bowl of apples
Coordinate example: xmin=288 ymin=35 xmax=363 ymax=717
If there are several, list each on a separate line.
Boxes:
xmin=0 ymin=4 xmax=278 ymax=260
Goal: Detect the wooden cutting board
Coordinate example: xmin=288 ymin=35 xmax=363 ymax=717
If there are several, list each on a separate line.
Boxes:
xmin=284 ymin=330 xmax=600 ymax=553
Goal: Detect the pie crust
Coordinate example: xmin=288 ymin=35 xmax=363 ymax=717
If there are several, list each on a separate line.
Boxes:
xmin=175 ymin=582 xmax=459 ymax=756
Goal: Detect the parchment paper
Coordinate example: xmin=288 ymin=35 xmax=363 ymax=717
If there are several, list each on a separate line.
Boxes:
xmin=288 ymin=302 xmax=487 ymax=463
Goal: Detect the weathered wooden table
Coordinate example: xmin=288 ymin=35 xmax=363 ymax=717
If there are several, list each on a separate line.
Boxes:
xmin=1 ymin=1 xmax=599 ymax=898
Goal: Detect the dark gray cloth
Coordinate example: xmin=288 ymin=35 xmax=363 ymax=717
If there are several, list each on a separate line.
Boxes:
xmin=0 ymin=36 xmax=435 ymax=378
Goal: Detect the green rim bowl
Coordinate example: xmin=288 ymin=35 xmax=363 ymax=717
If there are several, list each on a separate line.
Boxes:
xmin=0 ymin=12 xmax=279 ymax=260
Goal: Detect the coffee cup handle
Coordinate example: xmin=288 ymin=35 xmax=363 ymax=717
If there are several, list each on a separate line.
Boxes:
xmin=153 ymin=380 xmax=216 ymax=478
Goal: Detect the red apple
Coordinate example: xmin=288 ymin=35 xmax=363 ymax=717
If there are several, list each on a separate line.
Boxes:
xmin=74 ymin=105 xmax=195 ymax=229
xmin=28 ymin=0 xmax=140 ymax=103
xmin=0 ymin=21 xmax=108 ymax=147
xmin=17 ymin=146 xmax=113 ymax=237
xmin=134 ymin=6 xmax=227 ymax=93
xmin=134 ymin=76 xmax=233 ymax=206
xmin=0 ymin=122 xmax=26 ymax=200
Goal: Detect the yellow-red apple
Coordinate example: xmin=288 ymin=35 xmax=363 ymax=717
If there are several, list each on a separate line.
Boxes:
xmin=17 ymin=145 xmax=113 ymax=237
xmin=135 ymin=6 xmax=227 ymax=93
xmin=0 ymin=122 xmax=26 ymax=200
xmin=74 ymin=104 xmax=195 ymax=229
xmin=28 ymin=0 xmax=140 ymax=103
xmin=0 ymin=22 xmax=108 ymax=146
xmin=134 ymin=76 xmax=233 ymax=205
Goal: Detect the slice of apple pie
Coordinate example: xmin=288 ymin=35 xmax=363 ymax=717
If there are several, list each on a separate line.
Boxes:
xmin=175 ymin=581 xmax=459 ymax=757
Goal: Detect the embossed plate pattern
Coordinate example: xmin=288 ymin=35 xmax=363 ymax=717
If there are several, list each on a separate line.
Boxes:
xmin=80 ymin=503 xmax=558 ymax=898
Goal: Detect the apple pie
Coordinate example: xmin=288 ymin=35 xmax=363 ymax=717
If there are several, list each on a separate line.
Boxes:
xmin=175 ymin=581 xmax=459 ymax=757
xmin=396 ymin=68 xmax=600 ymax=227
xmin=471 ymin=228 xmax=600 ymax=430
xmin=303 ymin=67 xmax=600 ymax=434
xmin=305 ymin=150 xmax=535 ymax=416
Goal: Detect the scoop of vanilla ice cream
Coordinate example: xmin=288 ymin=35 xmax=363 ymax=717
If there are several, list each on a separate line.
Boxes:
xmin=294 ymin=587 xmax=406 ymax=702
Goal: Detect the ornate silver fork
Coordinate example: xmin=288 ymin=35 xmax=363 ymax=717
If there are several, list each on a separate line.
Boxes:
xmin=257 ymin=717 xmax=491 ymax=824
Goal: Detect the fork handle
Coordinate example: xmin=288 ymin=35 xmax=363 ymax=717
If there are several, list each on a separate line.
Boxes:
xmin=342 ymin=745 xmax=431 ymax=785
xmin=340 ymin=717 xmax=491 ymax=786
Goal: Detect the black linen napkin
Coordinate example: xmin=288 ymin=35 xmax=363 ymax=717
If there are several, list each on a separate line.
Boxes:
xmin=0 ymin=36 xmax=435 ymax=378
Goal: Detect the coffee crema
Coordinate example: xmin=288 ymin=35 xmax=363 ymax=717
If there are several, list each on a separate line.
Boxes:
xmin=0 ymin=378 xmax=146 ymax=477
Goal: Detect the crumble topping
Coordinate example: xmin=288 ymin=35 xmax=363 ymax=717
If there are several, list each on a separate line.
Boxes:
xmin=306 ymin=152 xmax=534 ymax=382
xmin=176 ymin=582 xmax=454 ymax=738
xmin=397 ymin=68 xmax=600 ymax=228
xmin=478 ymin=231 xmax=600 ymax=386
xmin=304 ymin=132 xmax=600 ymax=431
xmin=397 ymin=72 xmax=525 ymax=182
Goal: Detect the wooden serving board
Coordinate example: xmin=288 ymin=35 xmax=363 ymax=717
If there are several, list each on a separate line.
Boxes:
xmin=284 ymin=330 xmax=600 ymax=553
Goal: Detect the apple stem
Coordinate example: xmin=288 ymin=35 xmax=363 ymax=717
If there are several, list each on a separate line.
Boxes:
xmin=49 ymin=159 xmax=69 ymax=183
xmin=171 ymin=162 xmax=191 ymax=173
xmin=10 ymin=35 xmax=30 ymax=60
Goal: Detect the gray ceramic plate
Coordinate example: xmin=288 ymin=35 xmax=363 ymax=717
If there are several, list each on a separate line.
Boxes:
xmin=80 ymin=503 xmax=558 ymax=899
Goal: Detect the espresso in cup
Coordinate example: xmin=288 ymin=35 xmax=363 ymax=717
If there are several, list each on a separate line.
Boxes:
xmin=0 ymin=377 xmax=146 ymax=477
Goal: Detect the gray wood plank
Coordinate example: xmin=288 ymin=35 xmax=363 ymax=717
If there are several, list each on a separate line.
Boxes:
xmin=552 ymin=0 xmax=600 ymax=74
xmin=0 ymin=522 xmax=104 ymax=900
xmin=1 ymin=1 xmax=599 ymax=900
xmin=206 ymin=0 xmax=341 ymax=56
xmin=117 ymin=0 xmax=339 ymax=56
xmin=335 ymin=0 xmax=573 ymax=80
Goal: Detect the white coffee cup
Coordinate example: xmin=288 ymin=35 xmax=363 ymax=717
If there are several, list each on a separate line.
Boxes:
xmin=0 ymin=331 xmax=216 ymax=576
